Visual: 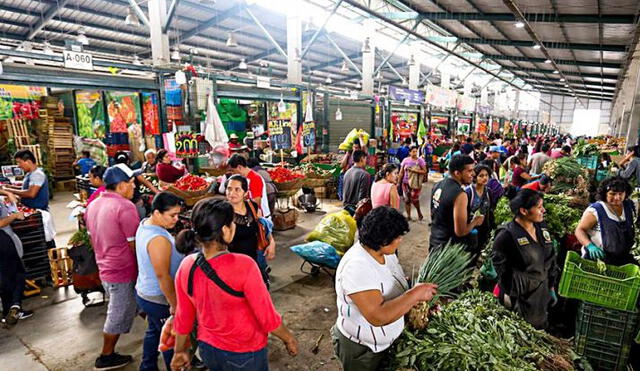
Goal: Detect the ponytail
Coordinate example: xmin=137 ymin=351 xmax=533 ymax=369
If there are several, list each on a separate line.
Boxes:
xmin=176 ymin=229 xmax=198 ymax=255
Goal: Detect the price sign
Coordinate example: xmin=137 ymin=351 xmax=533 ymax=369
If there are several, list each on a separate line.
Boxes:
xmin=63 ymin=50 xmax=93 ymax=71
xmin=302 ymin=121 xmax=316 ymax=147
xmin=175 ymin=132 xmax=200 ymax=158
xmin=268 ymin=119 xmax=292 ymax=150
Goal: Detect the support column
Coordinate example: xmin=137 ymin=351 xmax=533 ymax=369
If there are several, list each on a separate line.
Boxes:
xmin=361 ymin=20 xmax=375 ymax=95
xmin=148 ymin=0 xmax=170 ymax=65
xmin=408 ymin=55 xmax=419 ymax=90
xmin=287 ymin=14 xmax=302 ymax=84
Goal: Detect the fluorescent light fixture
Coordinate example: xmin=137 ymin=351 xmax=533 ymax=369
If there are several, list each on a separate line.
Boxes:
xmin=553 ymin=70 xmax=559 ymax=74
xmin=544 ymin=59 xmax=551 ymax=64
xmin=533 ymin=44 xmax=541 ymax=50
xmin=42 ymin=41 xmax=54 ymax=55
xmin=560 ymin=78 xmax=565 ymax=81
xmin=514 ymin=21 xmax=525 ymax=28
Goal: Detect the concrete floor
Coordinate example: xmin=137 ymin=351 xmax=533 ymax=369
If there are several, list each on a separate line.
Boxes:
xmin=0 ymin=177 xmax=438 ymax=371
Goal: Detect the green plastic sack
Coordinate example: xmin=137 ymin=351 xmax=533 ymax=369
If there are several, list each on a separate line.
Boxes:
xmin=306 ymin=211 xmax=356 ymax=255
xmin=338 ymin=129 xmax=370 ymax=151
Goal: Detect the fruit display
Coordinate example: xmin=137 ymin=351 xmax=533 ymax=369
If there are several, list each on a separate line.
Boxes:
xmin=267 ymin=167 xmax=305 ymax=183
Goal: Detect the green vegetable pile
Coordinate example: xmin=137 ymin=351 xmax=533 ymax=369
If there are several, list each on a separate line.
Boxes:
xmin=542 ymin=157 xmax=589 ymax=197
xmin=572 ymin=139 xmax=599 ymax=158
xmin=69 ymin=229 xmax=92 ymax=252
xmin=494 ymin=194 xmax=583 ymax=239
xmin=389 ymin=290 xmax=584 ymax=371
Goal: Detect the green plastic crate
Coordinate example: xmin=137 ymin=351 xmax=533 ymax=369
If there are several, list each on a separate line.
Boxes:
xmin=575 ymin=302 xmax=638 ymax=347
xmin=558 ymin=251 xmax=640 ymax=311
xmin=575 ymin=334 xmax=631 ymax=371
xmin=596 ymin=169 xmax=610 ymax=182
xmin=577 ymin=155 xmax=598 ymax=170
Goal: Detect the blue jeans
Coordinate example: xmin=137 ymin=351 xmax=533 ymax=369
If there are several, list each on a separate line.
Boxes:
xmin=135 ymin=294 xmax=173 ymax=371
xmin=198 ymin=341 xmax=268 ymax=371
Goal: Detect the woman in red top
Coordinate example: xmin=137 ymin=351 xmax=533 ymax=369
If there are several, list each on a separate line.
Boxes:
xmin=170 ymin=199 xmax=297 ymax=371
xmin=155 ymin=149 xmax=186 ymax=184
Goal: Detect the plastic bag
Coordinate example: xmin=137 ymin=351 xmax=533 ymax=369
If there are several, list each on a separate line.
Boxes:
xmin=290 ymin=241 xmax=341 ymax=268
xmin=158 ymin=315 xmax=190 ymax=352
xmin=306 ymin=211 xmax=356 ymax=254
xmin=338 ymin=129 xmax=370 ymax=151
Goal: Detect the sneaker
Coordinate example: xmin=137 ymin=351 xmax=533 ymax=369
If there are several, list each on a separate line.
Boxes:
xmin=5 ymin=305 xmax=20 ymax=325
xmin=94 ymin=353 xmax=133 ymax=370
xmin=18 ymin=310 xmax=34 ymax=320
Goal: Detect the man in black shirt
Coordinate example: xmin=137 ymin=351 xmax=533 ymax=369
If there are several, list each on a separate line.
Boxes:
xmin=342 ymin=150 xmax=371 ymax=208
xmin=430 ymin=155 xmax=485 ymax=251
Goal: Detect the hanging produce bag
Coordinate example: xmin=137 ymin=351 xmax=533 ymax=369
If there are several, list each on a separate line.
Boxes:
xmin=306 ymin=211 xmax=356 ymax=254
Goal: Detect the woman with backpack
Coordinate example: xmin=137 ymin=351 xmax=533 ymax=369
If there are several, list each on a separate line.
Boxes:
xmin=170 ymin=199 xmax=297 ymax=371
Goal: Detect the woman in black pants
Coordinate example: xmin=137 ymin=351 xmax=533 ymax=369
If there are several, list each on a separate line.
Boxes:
xmin=0 ymin=189 xmax=33 ymax=325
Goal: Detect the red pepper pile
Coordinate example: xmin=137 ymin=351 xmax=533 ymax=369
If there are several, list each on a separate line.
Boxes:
xmin=17 ymin=205 xmax=37 ymax=217
xmin=175 ymin=174 xmax=209 ymax=192
xmin=267 ymin=167 xmax=304 ymax=183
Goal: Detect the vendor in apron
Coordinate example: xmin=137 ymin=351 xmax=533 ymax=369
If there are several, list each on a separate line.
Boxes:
xmin=575 ymin=176 xmax=637 ymax=266
xmin=3 ymin=150 xmax=56 ymax=245
xmin=492 ymin=189 xmax=559 ymax=330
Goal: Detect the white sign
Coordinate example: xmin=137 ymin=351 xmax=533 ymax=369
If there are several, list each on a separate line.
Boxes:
xmin=257 ymin=76 xmax=271 ymax=89
xmin=63 ymin=50 xmax=93 ymax=71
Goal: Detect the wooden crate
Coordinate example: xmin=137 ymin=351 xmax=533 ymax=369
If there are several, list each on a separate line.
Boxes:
xmin=55 ymin=179 xmax=76 ymax=192
xmin=48 ymin=248 xmax=74 ymax=288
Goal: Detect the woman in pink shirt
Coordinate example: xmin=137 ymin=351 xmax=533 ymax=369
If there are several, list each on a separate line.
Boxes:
xmin=171 ymin=199 xmax=297 ymax=371
xmin=370 ymin=164 xmax=400 ymax=210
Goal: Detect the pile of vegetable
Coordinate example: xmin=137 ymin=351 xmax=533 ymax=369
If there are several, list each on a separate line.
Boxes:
xmin=494 ymin=194 xmax=583 ymax=239
xmin=267 ymin=167 xmax=305 ymax=183
xmin=297 ymin=163 xmax=334 ymax=179
xmin=542 ymin=157 xmax=589 ymax=198
xmin=390 ymin=290 xmax=583 ymax=371
xmin=572 ymin=139 xmax=600 ymax=158
xmin=69 ymin=229 xmax=92 ymax=252
xmin=174 ymin=174 xmax=209 ymax=192
xmin=408 ymin=243 xmax=473 ymax=330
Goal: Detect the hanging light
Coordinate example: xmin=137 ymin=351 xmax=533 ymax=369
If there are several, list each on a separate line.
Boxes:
xmin=553 ymin=70 xmax=559 ymax=74
xmin=76 ymin=27 xmax=89 ymax=45
xmin=344 ymin=88 xmax=350 ymax=94
xmin=294 ymin=48 xmax=302 ymax=62
xmin=133 ymin=55 xmax=142 ymax=65
xmin=226 ymin=32 xmax=238 ymax=47
xmin=375 ymin=70 xmax=382 ymax=80
xmin=171 ymin=47 xmax=181 ymax=60
xmin=361 ymin=37 xmax=371 ymax=53
xmin=544 ymin=59 xmax=552 ymax=64
xmin=125 ymin=7 xmax=140 ymax=26
xmin=325 ymin=75 xmax=333 ymax=84
xmin=380 ymin=85 xmax=387 ymax=93
xmin=533 ymin=44 xmax=541 ymax=50
xmin=402 ymin=78 xmax=408 ymax=86
xmin=278 ymin=93 xmax=286 ymax=112
xmin=340 ymin=60 xmax=348 ymax=72
xmin=560 ymin=78 xmax=565 ymax=82
xmin=42 ymin=41 xmax=54 ymax=55
xmin=514 ymin=21 xmax=525 ymax=28
xmin=355 ymin=81 xmax=362 ymax=89
xmin=408 ymin=54 xmax=416 ymax=66
xmin=238 ymin=58 xmax=248 ymax=70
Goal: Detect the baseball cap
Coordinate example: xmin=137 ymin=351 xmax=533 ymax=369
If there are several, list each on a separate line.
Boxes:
xmin=103 ymin=163 xmax=142 ymax=186
xmin=229 ymin=133 xmax=239 ymax=139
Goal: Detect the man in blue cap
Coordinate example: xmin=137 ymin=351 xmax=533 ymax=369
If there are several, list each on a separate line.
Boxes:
xmin=85 ymin=163 xmax=142 ymax=370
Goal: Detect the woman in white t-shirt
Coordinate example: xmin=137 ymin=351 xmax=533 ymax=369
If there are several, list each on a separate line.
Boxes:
xmin=332 ymin=206 xmax=438 ymax=371
xmin=575 ymin=176 xmax=637 ymax=266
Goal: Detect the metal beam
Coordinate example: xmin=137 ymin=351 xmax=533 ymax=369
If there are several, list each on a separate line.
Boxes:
xmin=301 ymin=0 xmax=344 ymax=59
xmin=127 ymin=0 xmax=151 ymax=28
xmin=162 ymin=0 xmax=181 ymax=33
xmin=311 ymin=52 xmax=361 ymax=72
xmin=416 ymin=12 xmax=635 ymax=24
xmin=482 ymin=53 xmax=622 ymax=69
xmin=322 ymin=32 xmax=362 ymax=76
xmin=455 ymin=37 xmax=626 ymax=52
xmin=244 ymin=6 xmax=287 ymax=59
xmin=420 ymin=43 xmax=461 ymax=85
xmin=25 ymin=0 xmax=71 ymax=40
xmin=527 ymin=80 xmax=616 ymax=90
xmin=180 ymin=3 xmax=244 ymax=42
xmin=508 ymin=68 xmax=618 ymax=80
xmin=536 ymin=88 xmax=612 ymax=100
xmin=373 ymin=19 xmax=421 ymax=75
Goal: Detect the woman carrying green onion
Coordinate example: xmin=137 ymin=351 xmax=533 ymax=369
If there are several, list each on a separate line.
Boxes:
xmin=492 ymin=189 xmax=559 ymax=330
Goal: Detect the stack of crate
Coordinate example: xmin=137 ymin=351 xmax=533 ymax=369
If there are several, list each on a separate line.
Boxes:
xmin=12 ymin=213 xmax=49 ymax=283
xmin=38 ymin=99 xmax=74 ymax=180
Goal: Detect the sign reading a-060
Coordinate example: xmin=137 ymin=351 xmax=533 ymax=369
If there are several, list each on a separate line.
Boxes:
xmin=63 ymin=50 xmax=94 ymax=71
xmin=268 ymin=119 xmax=292 ymax=150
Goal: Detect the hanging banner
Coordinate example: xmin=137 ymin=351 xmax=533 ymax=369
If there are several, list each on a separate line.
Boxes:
xmin=142 ymin=92 xmax=160 ymax=136
xmin=75 ymin=90 xmax=106 ymax=139
xmin=476 ymin=119 xmax=488 ymax=135
xmin=105 ymin=91 xmax=142 ymax=133
xmin=457 ymin=116 xmax=472 ymax=135
xmin=0 ymin=85 xmax=46 ymax=120
xmin=425 ymin=85 xmax=457 ymax=108
xmin=440 ymin=69 xmax=451 ymax=89
xmin=491 ymin=119 xmax=500 ymax=133
xmin=302 ymin=121 xmax=316 ymax=147
xmin=391 ymin=111 xmax=418 ymax=141
xmin=430 ymin=114 xmax=450 ymax=138
xmin=456 ymin=95 xmax=476 ymax=112
xmin=389 ymin=85 xmax=425 ymax=105
xmin=480 ymin=88 xmax=489 ymax=106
